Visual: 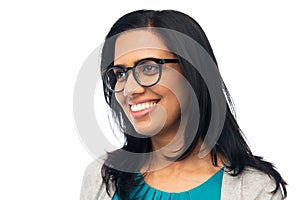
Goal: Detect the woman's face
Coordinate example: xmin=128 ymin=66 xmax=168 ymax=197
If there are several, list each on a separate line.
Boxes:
xmin=114 ymin=30 xmax=189 ymax=136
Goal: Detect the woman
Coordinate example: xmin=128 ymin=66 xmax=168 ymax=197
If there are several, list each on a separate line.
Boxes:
xmin=81 ymin=10 xmax=287 ymax=200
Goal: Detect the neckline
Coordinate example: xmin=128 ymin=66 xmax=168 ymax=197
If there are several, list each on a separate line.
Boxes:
xmin=138 ymin=167 xmax=224 ymax=194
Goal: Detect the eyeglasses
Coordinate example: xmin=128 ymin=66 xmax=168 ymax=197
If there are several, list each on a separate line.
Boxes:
xmin=102 ymin=58 xmax=179 ymax=93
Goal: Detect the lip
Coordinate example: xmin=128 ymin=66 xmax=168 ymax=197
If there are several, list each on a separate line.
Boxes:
xmin=129 ymin=99 xmax=160 ymax=118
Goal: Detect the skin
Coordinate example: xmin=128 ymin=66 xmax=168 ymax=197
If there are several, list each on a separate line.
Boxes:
xmin=114 ymin=30 xmax=188 ymax=144
xmin=114 ymin=29 xmax=223 ymax=192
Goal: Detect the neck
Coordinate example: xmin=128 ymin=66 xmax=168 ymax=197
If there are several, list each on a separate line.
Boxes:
xmin=142 ymin=140 xmax=224 ymax=174
xmin=150 ymin=113 xmax=186 ymax=152
xmin=143 ymin=112 xmax=224 ymax=173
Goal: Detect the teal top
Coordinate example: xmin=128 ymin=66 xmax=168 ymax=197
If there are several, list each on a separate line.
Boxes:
xmin=112 ymin=168 xmax=224 ymax=200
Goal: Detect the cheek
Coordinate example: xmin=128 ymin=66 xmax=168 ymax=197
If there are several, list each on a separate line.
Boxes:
xmin=115 ymin=93 xmax=126 ymax=108
xmin=153 ymin=83 xmax=188 ymax=113
xmin=158 ymin=75 xmax=190 ymax=104
xmin=176 ymin=82 xmax=190 ymax=104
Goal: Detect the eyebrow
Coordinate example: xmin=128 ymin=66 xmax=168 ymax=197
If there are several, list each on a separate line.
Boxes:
xmin=113 ymin=57 xmax=158 ymax=67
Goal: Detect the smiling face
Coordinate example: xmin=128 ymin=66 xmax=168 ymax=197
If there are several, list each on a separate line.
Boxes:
xmin=114 ymin=30 xmax=189 ymax=137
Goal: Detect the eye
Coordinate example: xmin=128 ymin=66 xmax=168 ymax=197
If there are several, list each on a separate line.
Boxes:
xmin=140 ymin=64 xmax=160 ymax=75
xmin=113 ymin=68 xmax=126 ymax=81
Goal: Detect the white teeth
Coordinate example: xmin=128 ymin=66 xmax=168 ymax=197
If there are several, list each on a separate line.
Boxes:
xmin=130 ymin=102 xmax=157 ymax=112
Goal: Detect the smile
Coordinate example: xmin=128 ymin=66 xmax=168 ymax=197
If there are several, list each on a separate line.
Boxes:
xmin=130 ymin=101 xmax=158 ymax=112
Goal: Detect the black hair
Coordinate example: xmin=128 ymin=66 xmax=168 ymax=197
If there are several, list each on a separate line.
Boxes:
xmin=100 ymin=9 xmax=287 ymax=199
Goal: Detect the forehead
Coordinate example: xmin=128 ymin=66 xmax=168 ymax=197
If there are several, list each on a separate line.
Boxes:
xmin=114 ymin=30 xmax=171 ymax=62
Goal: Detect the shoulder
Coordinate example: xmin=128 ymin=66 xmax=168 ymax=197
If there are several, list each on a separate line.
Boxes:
xmin=221 ymin=167 xmax=284 ymax=200
xmin=235 ymin=167 xmax=276 ymax=186
xmin=80 ymin=158 xmax=111 ymax=200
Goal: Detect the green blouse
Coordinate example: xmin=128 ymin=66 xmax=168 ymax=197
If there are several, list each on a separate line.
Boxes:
xmin=113 ymin=168 xmax=224 ymax=200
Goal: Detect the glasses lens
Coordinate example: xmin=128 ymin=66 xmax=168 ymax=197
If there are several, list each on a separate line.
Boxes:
xmin=135 ymin=60 xmax=161 ymax=86
xmin=104 ymin=67 xmax=126 ymax=92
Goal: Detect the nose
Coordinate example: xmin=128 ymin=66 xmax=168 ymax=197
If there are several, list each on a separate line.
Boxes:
xmin=123 ymin=71 xmax=145 ymax=96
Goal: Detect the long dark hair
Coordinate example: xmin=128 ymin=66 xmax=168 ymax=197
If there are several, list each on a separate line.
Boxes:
xmin=100 ymin=9 xmax=287 ymax=199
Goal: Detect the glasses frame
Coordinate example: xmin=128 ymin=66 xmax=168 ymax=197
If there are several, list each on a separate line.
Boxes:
xmin=102 ymin=57 xmax=179 ymax=93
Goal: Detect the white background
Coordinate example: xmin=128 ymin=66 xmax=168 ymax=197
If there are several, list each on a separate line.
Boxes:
xmin=0 ymin=0 xmax=298 ymax=199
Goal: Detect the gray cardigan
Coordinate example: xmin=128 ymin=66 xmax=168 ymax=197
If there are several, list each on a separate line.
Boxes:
xmin=80 ymin=160 xmax=283 ymax=200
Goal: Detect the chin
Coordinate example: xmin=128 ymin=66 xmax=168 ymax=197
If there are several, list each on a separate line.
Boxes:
xmin=132 ymin=121 xmax=165 ymax=137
